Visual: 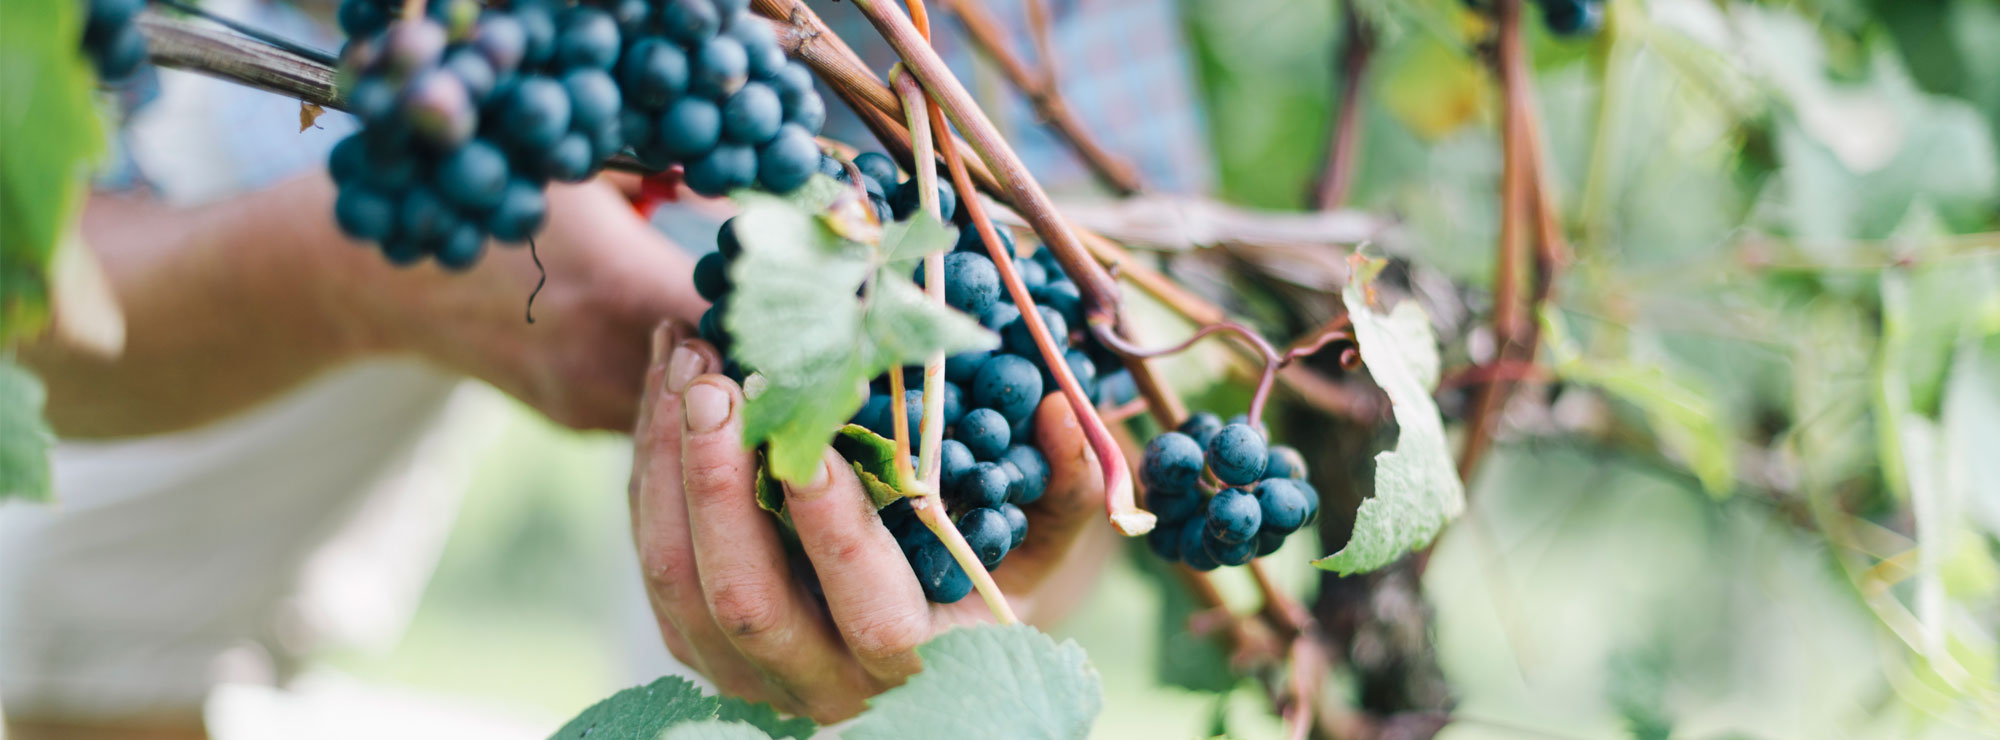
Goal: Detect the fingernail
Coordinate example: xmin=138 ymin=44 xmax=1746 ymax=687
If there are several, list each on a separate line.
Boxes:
xmin=785 ymin=457 xmax=835 ymax=501
xmin=683 ymin=380 xmax=732 ymax=432
xmin=668 ymin=342 xmax=704 ymax=393
xmin=650 ymin=323 xmax=674 ymax=367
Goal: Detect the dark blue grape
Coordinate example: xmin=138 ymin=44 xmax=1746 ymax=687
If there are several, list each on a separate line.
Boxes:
xmin=1015 ymin=259 xmax=1048 ymax=295
xmin=783 ymin=85 xmax=826 ymax=134
xmin=955 ymin=218 xmax=1017 ymax=255
xmin=345 ymin=77 xmax=400 ymax=126
xmin=658 ymin=97 xmax=722 ymax=158
xmin=473 ymin=12 xmax=529 ymax=72
xmin=1047 ymin=348 xmax=1096 ymax=399
xmin=941 ymin=381 xmax=965 ymax=427
xmin=1253 ymin=478 xmax=1311 ymax=534
xmin=818 ymin=154 xmax=848 ymax=180
xmin=868 ymin=192 xmax=893 ymax=225
xmin=1146 ymin=526 xmax=1182 ymax=561
xmin=972 ymin=354 xmax=1044 ymax=425
xmin=587 ymin=120 xmax=625 ymax=161
xmin=891 ymin=177 xmax=956 ymax=222
xmin=404 ymin=69 xmax=477 ymax=149
xmin=716 ymin=217 xmax=742 ymax=260
xmin=698 ymin=301 xmax=729 ymax=348
xmin=1177 ymin=412 xmax=1224 ymax=449
xmin=607 ymin=0 xmax=653 ymax=35
xmin=715 ymin=0 xmax=752 ymax=14
xmin=619 ymin=39 xmax=687 ymax=110
xmin=694 ymin=252 xmax=731 ymax=302
xmin=684 ymin=144 xmax=756 ymax=196
xmin=855 ymin=394 xmax=891 ymax=437
xmin=879 ymin=497 xmax=915 ymax=530
xmin=951 ymin=461 xmax=1012 ymax=511
xmin=554 ymin=6 xmax=620 ymax=70
xmin=540 ymin=132 xmax=596 ymax=182
xmin=1094 ymin=368 xmax=1137 ymax=407
xmin=942 ymin=252 xmax=1001 ymax=318
xmin=660 ymin=0 xmax=722 ymax=44
xmin=1206 ymin=423 xmax=1268 ymax=486
xmin=485 ymin=179 xmax=547 ymax=242
xmin=854 ymin=152 xmax=898 ymax=187
xmin=945 ymin=350 xmax=991 ymax=386
xmin=328 ymin=134 xmax=370 ymax=185
xmin=1202 ymin=530 xmax=1255 ymax=566
xmin=563 ymin=68 xmax=622 ymax=131
xmin=1298 ymin=479 xmax=1320 ymax=526
xmin=379 ymin=235 xmax=428 ymax=266
xmin=1179 ymin=520 xmax=1219 ymax=571
xmin=499 ymin=77 xmax=571 ymax=154
xmin=514 ymin=0 xmax=558 ymax=68
xmin=959 ymin=507 xmax=1011 ymax=568
xmin=999 ymin=502 xmax=1028 ymax=550
xmin=691 ymin=35 xmax=749 ymax=99
xmin=1004 ymin=304 xmax=1068 ymax=358
xmin=376 ymin=20 xmax=447 ymax=80
xmin=955 ymin=408 xmax=1010 ymax=461
xmin=1203 ymin=488 xmax=1260 ymax=545
xmin=999 ymin=444 xmax=1048 ymax=505
xmin=1141 ymin=432 xmax=1203 ymax=490
xmin=1265 ymin=445 xmax=1307 ymax=480
xmin=728 ymin=13 xmax=785 ymax=78
xmin=337 ymin=0 xmax=391 ymax=37
xmin=1037 ymin=280 xmax=1082 ymax=327
xmin=939 ymin=438 xmax=977 ymax=490
xmin=722 ymin=82 xmax=783 ymax=144
xmin=358 ymin=137 xmax=418 ymax=192
xmin=981 ymin=301 xmax=1021 ymax=333
xmin=1145 ymin=486 xmax=1201 ymax=525
xmin=436 ymin=224 xmax=485 ymax=270
xmin=398 ymin=186 xmax=461 ymax=250
xmin=755 ymin=124 xmax=819 ymax=192
xmin=436 ymin=139 xmax=510 ymax=211
xmin=771 ymin=60 xmax=815 ymax=106
xmin=1254 ymin=529 xmax=1287 ymax=557
xmin=1541 ymin=0 xmax=1604 ymax=36
xmin=334 ymin=186 xmax=396 ymax=241
xmin=443 ymin=47 xmax=497 ymax=105
xmin=908 ymin=536 xmax=972 ymax=603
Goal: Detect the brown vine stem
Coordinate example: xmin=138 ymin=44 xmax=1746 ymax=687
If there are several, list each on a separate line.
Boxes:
xmin=939 ymin=0 xmax=1148 ymax=195
xmin=1311 ymin=0 xmax=1371 ymax=211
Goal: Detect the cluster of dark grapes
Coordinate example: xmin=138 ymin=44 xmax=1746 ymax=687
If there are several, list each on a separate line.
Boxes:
xmin=1140 ymin=413 xmax=1318 ymax=570
xmin=692 ymin=150 xmax=1137 ymax=603
xmin=328 ymin=0 xmax=824 ymax=268
xmin=1535 ymin=0 xmax=1603 ymax=36
xmin=80 ymin=0 xmax=149 ymax=83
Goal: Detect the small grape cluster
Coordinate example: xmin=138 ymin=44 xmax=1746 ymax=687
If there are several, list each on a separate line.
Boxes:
xmin=1140 ymin=413 xmax=1319 ymax=570
xmin=80 ymin=0 xmax=150 ymax=83
xmin=329 ymin=0 xmax=825 ymax=268
xmin=694 ymin=150 xmax=1136 ymax=603
xmin=1535 ymin=0 xmax=1603 ymax=36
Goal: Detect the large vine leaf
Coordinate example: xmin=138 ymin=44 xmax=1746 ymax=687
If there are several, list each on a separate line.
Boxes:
xmin=843 ymin=624 xmax=1102 ymax=740
xmin=548 ymin=676 xmax=813 ymax=740
xmin=727 ymin=177 xmax=995 ymax=483
xmin=0 ymin=358 xmax=54 ymax=502
xmin=1315 ymin=256 xmax=1465 ymax=575
xmin=0 ymin=0 xmax=102 ymax=343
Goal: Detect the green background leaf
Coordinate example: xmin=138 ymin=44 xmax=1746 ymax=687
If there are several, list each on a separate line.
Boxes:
xmin=0 ymin=358 xmax=54 ymax=502
xmin=843 ymin=624 xmax=1103 ymax=740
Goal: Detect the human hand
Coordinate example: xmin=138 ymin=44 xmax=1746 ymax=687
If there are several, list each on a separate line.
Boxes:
xmin=626 ymin=322 xmax=1112 ymax=721
xmin=357 ymin=178 xmax=710 ymax=431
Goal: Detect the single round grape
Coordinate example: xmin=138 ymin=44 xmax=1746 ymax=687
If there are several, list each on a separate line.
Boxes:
xmin=981 ymin=301 xmax=1021 ymax=333
xmin=951 ymin=461 xmax=1012 ymax=511
xmin=336 ymin=0 xmax=390 ymax=37
xmin=955 ymin=218 xmax=1016 ymax=255
xmin=1202 ymin=529 xmax=1256 ymax=566
xmin=436 ymin=224 xmax=485 ymax=271
xmin=402 ymin=69 xmax=477 ymax=149
xmin=1047 ymin=348 xmax=1096 ymax=400
xmin=1205 ymin=423 xmax=1268 ymax=486
xmin=940 ymin=252 xmax=1001 ymax=318
xmin=93 ymin=22 xmax=147 ymax=81
xmin=1015 ymin=259 xmax=1048 ymax=295
xmin=554 ymin=6 xmax=621 ymax=70
xmin=998 ymin=502 xmax=1029 ymax=550
xmin=999 ymin=444 xmax=1048 ymax=505
xmin=1542 ymin=0 xmax=1604 ymax=37
xmin=972 ymin=354 xmax=1043 ymax=425
xmin=376 ymin=20 xmax=447 ymax=80
xmin=344 ymin=77 xmax=400 ymax=126
xmin=607 ymin=0 xmax=653 ymax=35
xmin=727 ymin=13 xmax=785 ymax=78
xmin=1093 ymin=369 xmax=1137 ymax=407
xmin=783 ymin=90 xmax=826 ymax=134
xmin=877 ymin=497 xmax=917 ymax=530
xmin=869 ymin=192 xmax=892 ymax=225
xmin=1003 ymin=304 xmax=1068 ymax=358
xmin=1177 ymin=412 xmax=1224 ymax=449
xmin=1264 ymin=445 xmax=1307 ymax=481
xmin=486 ymin=179 xmax=548 ymax=242
xmin=683 ymin=144 xmax=757 ymax=196
xmin=1179 ymin=520 xmax=1219 ymax=571
xmin=691 ymin=35 xmax=749 ymax=99
xmin=1253 ymin=478 xmax=1311 ymax=534
xmin=721 ymin=82 xmax=783 ymax=144
xmin=619 ymin=38 xmax=688 ymax=110
xmin=941 ymin=381 xmax=965 ymax=427
xmin=891 ymin=177 xmax=956 ymax=222
xmin=1141 ymin=432 xmax=1204 ymax=490
xmin=716 ymin=217 xmax=742 ymax=260
xmin=939 ymin=438 xmax=977 ymax=491
xmin=958 ymin=507 xmax=1011 ymax=569
xmin=586 ymin=120 xmax=624 ymax=162
xmin=818 ymin=154 xmax=848 ymax=181
xmin=618 ymin=108 xmax=657 ymax=152
xmin=1146 ymin=526 xmax=1182 ymax=561
xmin=398 ymin=185 xmax=463 ymax=252
xmin=698 ymin=301 xmax=729 ymax=349
xmin=379 ymin=235 xmax=428 ymax=267
xmin=908 ymin=536 xmax=971 ymax=603
xmin=853 ymin=152 xmax=899 ymax=187
xmin=1203 ymin=488 xmax=1261 ymax=545
xmin=1035 ymin=281 xmax=1082 ymax=329
xmin=945 ymin=350 xmax=990 ymax=386
xmin=955 ymin=408 xmax=1011 ymax=461
xmin=499 ymin=76 xmax=572 ymax=155
xmin=855 ymin=394 xmax=892 ymax=437
xmin=513 ymin=0 xmax=558 ymax=69
xmin=334 ymin=186 xmax=396 ymax=241
xmin=693 ymin=251 xmax=731 ymax=302
xmin=1253 ymin=529 xmax=1287 ymax=558
xmin=436 ymin=139 xmax=511 ymax=211
xmin=770 ymin=61 xmax=816 ymax=107
xmin=657 ymin=97 xmax=722 ymax=158
xmin=1145 ymin=486 xmax=1202 ymax=525
xmin=328 ymin=134 xmax=370 ymax=185
xmin=357 ymin=137 xmax=418 ymax=192
xmin=563 ymin=68 xmax=622 ymax=131
xmin=472 ymin=12 xmax=529 ymax=73
xmin=660 ymin=0 xmax=722 ymax=44
xmin=443 ymin=47 xmax=497 ymax=104
xmin=539 ymin=132 xmax=596 ymax=182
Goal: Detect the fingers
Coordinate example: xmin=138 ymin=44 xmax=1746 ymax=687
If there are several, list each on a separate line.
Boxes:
xmin=679 ymin=376 xmax=857 ymax=711
xmin=993 ymin=394 xmax=1104 ymax=589
xmin=785 ymin=449 xmax=932 ymax=681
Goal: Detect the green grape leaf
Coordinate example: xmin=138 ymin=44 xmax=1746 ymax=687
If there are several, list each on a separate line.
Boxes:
xmin=1315 ymin=256 xmax=1465 ymax=575
xmin=832 ymin=424 xmax=917 ymax=508
xmin=752 ymin=448 xmax=787 ymax=517
xmin=879 ymin=215 xmax=959 ymax=268
xmin=864 ymin=273 xmax=997 ymax=368
xmin=658 ymin=721 xmax=773 ymax=740
xmin=1541 ymin=311 xmax=1736 ymax=497
xmin=547 ymin=676 xmax=719 ymax=740
xmin=0 ymin=359 xmax=54 ymax=502
xmin=713 ymin=698 xmax=816 ymax=740
xmin=740 ymin=363 xmax=870 ymax=484
xmin=0 ymin=0 xmax=102 ymax=343
xmin=844 ymin=624 xmax=1102 ymax=740
xmin=725 ymin=197 xmax=871 ymax=387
